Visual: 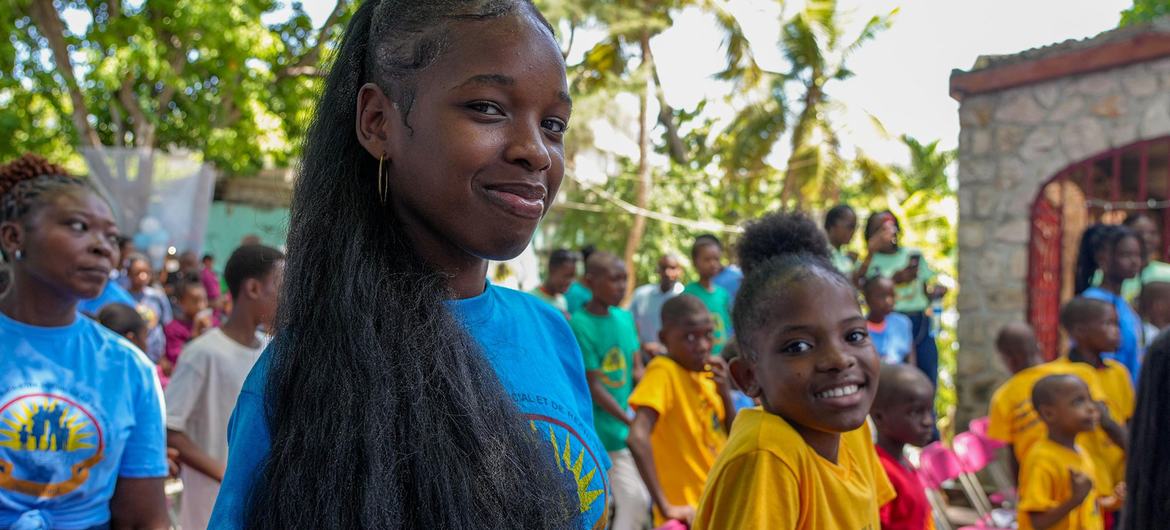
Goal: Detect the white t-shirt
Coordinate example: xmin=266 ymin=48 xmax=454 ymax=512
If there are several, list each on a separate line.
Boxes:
xmin=165 ymin=328 xmax=267 ymax=530
xmin=628 ymin=282 xmax=685 ymax=345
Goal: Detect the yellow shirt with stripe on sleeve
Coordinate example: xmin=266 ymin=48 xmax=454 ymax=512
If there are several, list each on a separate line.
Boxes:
xmin=693 ymin=409 xmax=895 ymax=530
xmin=627 ymin=356 xmax=728 ymax=526
xmin=986 ymin=360 xmax=1107 ymax=465
xmin=1018 ymin=439 xmax=1106 ymax=530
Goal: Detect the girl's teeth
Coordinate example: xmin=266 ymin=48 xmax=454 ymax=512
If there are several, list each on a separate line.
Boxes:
xmin=817 ymin=385 xmax=860 ymax=399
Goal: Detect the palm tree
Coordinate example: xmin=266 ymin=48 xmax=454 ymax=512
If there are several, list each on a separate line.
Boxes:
xmin=718 ymin=0 xmax=894 ymax=211
xmin=544 ymin=0 xmax=759 ymax=297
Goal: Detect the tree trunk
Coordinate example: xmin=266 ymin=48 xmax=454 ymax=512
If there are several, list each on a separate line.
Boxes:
xmin=29 ymin=0 xmax=101 ymax=147
xmin=622 ymin=30 xmax=655 ymax=302
xmin=780 ymin=81 xmax=822 ymax=207
xmin=649 ymin=55 xmax=687 ymax=165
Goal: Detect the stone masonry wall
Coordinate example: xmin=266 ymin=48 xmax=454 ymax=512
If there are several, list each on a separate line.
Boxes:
xmin=955 ymin=57 xmax=1170 ymax=425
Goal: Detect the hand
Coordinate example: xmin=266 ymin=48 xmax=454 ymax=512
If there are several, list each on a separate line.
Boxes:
xmin=867 ymin=223 xmax=896 ymax=255
xmin=662 ymin=503 xmax=696 ymax=525
xmin=1114 ymin=481 xmax=1127 ymax=502
xmin=193 ymin=313 xmax=213 ymax=336
xmin=929 ymin=285 xmax=948 ymax=301
xmin=893 ymin=262 xmax=919 ymax=284
xmin=166 ymin=447 xmax=181 ymax=478
xmin=1070 ymin=469 xmax=1092 ymax=504
xmin=707 ymin=356 xmax=731 ymax=394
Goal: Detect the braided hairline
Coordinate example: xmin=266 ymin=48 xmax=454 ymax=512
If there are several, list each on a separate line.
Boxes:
xmin=0 ymin=155 xmax=93 ymax=261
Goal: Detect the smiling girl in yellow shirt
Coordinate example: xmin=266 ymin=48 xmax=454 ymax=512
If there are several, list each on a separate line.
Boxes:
xmin=694 ymin=211 xmax=895 ymax=530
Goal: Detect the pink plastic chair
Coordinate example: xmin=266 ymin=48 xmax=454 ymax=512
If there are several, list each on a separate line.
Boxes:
xmin=959 ymin=423 xmax=1018 ymax=506
xmin=952 ymin=432 xmax=998 ymax=514
xmin=968 ymin=417 xmax=1005 ymax=451
xmin=917 ymin=443 xmax=1013 ymax=530
xmin=918 ymin=442 xmax=965 ymax=489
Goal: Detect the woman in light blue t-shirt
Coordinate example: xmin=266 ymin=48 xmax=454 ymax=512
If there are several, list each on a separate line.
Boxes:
xmin=0 ymin=154 xmax=168 ymax=529
xmin=210 ymin=2 xmax=608 ymax=530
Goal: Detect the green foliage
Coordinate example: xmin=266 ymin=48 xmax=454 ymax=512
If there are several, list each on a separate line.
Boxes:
xmin=2 ymin=0 xmax=351 ymax=174
xmin=1120 ymin=0 xmax=1170 ymax=26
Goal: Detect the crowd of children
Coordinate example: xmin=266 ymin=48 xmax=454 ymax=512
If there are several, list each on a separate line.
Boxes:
xmin=6 ymin=1 xmax=1170 ymax=527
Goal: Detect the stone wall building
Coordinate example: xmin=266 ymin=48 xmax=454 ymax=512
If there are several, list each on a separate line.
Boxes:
xmin=950 ymin=19 xmax=1170 ymax=423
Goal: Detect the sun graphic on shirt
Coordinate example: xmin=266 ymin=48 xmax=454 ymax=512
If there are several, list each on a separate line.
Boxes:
xmin=0 ymin=399 xmax=96 ymax=452
xmin=0 ymin=393 xmax=104 ymax=498
xmin=529 ymin=419 xmax=607 ymax=521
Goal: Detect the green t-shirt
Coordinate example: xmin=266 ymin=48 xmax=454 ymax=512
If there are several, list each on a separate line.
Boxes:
xmin=831 ymin=247 xmax=855 ymax=275
xmin=527 ymin=286 xmax=569 ymax=315
xmin=682 ymin=282 xmax=733 ymax=355
xmin=865 ymin=247 xmax=936 ymax=313
xmin=570 ymin=306 xmax=640 ymax=451
xmin=565 ymin=281 xmax=593 ymax=314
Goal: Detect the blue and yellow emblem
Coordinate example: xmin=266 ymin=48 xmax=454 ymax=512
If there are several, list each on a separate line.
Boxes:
xmin=527 ymin=414 xmax=609 ymax=530
xmin=0 ymin=393 xmax=103 ymax=498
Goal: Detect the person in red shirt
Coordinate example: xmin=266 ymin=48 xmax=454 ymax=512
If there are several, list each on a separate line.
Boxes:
xmin=872 ymin=363 xmax=937 ymax=530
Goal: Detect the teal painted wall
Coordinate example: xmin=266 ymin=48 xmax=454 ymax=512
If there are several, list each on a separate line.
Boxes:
xmin=203 ymin=201 xmax=290 ymax=264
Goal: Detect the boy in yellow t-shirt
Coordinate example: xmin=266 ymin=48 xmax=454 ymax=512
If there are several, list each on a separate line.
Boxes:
xmin=986 ymin=322 xmax=1109 ymax=482
xmin=692 ymin=211 xmax=894 ymax=530
xmin=627 ymin=295 xmax=735 ymax=527
xmin=1018 ymin=374 xmax=1109 ymax=530
xmin=1058 ymin=298 xmax=1133 ymax=499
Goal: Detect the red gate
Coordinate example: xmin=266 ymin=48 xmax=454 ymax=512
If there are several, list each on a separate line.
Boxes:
xmin=1026 ymin=138 xmax=1170 ymax=359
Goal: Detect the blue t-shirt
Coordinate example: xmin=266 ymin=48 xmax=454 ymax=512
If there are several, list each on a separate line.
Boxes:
xmin=713 ymin=265 xmax=744 ymax=303
xmin=0 ymin=311 xmax=167 ymax=529
xmin=869 ymin=312 xmax=914 ymax=364
xmin=210 ymin=284 xmax=611 ymax=529
xmin=1083 ymin=287 xmax=1142 ymax=383
xmin=76 ymin=281 xmax=137 ymax=317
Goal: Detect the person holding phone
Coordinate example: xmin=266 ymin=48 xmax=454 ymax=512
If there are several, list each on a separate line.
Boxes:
xmin=857 ymin=211 xmax=947 ymax=387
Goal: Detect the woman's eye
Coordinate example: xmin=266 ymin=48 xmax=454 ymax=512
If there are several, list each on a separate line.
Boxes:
xmin=781 ymin=341 xmax=812 ymax=354
xmin=468 ymin=102 xmax=504 ymax=116
xmin=846 ymin=330 xmax=868 ymax=343
xmin=542 ymin=118 xmax=568 ymax=134
xmin=68 ymin=220 xmax=87 ymax=232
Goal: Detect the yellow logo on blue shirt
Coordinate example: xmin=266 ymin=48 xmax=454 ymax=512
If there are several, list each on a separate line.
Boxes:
xmin=528 ymin=414 xmax=609 ymax=530
xmin=0 ymin=393 xmax=103 ymax=498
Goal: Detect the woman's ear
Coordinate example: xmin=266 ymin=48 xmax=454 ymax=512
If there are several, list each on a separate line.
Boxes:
xmin=355 ymin=83 xmax=403 ymax=161
xmin=0 ymin=221 xmax=25 ymax=259
xmin=729 ymin=356 xmax=761 ymax=398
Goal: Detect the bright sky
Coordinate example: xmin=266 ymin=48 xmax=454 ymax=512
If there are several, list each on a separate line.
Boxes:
xmin=650 ymin=0 xmax=1133 ymax=165
xmin=66 ymin=0 xmax=1133 ymax=167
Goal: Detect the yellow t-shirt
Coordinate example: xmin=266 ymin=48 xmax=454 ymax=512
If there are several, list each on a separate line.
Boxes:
xmin=693 ymin=409 xmax=895 ymax=530
xmin=986 ymin=361 xmax=1107 ymax=465
xmin=1018 ymin=439 xmax=1106 ymax=530
xmin=628 ymin=356 xmax=728 ymax=526
xmin=1046 ymin=357 xmax=1133 ymax=492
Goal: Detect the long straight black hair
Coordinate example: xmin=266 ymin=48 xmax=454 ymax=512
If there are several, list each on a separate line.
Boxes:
xmin=247 ymin=1 xmax=577 ymax=527
xmin=1121 ymin=329 xmax=1170 ymax=529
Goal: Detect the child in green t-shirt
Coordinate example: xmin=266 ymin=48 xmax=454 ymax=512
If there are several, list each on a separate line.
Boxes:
xmin=570 ymin=251 xmax=650 ymax=529
xmin=684 ymin=237 xmax=733 ymax=355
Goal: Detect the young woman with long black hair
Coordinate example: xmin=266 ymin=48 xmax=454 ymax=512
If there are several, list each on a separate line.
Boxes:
xmin=210 ymin=1 xmax=609 ymax=528
xmin=1076 ymin=223 xmax=1144 ymax=383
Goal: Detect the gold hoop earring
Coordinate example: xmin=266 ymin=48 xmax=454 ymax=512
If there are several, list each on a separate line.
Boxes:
xmin=378 ymin=154 xmax=388 ymax=204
